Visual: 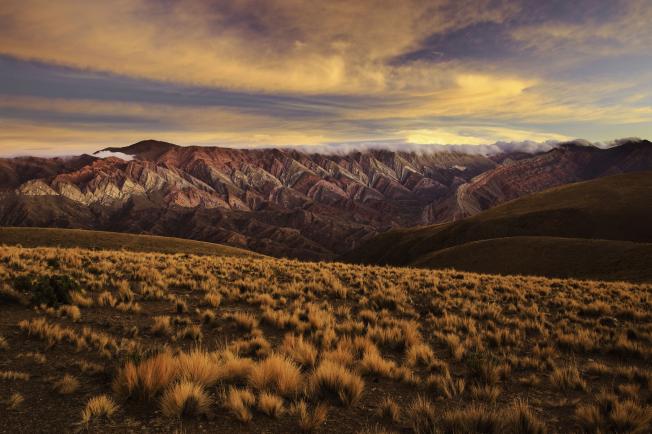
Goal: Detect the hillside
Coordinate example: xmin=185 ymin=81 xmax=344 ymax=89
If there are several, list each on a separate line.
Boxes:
xmin=1 ymin=245 xmax=651 ymax=433
xmin=0 ymin=227 xmax=260 ymax=258
xmin=345 ymin=171 xmax=652 ymax=281
xmin=1 ymin=139 xmax=650 ymax=259
xmin=413 ymin=236 xmax=652 ymax=282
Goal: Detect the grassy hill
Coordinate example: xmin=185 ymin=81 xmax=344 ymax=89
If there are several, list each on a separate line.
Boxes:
xmin=0 ymin=227 xmax=260 ymax=258
xmin=413 ymin=236 xmax=652 ymax=282
xmin=345 ymin=171 xmax=652 ymax=281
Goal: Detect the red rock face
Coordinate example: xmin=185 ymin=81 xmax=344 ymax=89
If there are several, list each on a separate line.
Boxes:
xmin=1 ymin=139 xmax=651 ymax=259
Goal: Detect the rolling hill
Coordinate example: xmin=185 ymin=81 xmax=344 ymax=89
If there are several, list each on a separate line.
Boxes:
xmin=0 ymin=227 xmax=260 ymax=258
xmin=344 ymin=171 xmax=652 ymax=281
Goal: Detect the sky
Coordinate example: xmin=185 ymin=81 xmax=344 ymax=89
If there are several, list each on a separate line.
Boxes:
xmin=0 ymin=0 xmax=651 ymax=156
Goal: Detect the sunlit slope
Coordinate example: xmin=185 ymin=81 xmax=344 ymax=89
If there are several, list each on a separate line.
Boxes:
xmin=0 ymin=227 xmax=261 ymax=258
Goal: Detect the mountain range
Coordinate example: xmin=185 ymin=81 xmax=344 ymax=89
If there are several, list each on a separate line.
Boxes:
xmin=1 ymin=139 xmax=650 ymax=259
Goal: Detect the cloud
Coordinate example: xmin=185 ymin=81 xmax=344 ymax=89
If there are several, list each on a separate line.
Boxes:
xmin=0 ymin=0 xmax=650 ymax=155
xmin=403 ymin=126 xmax=570 ymax=146
xmin=93 ymin=150 xmax=133 ymax=160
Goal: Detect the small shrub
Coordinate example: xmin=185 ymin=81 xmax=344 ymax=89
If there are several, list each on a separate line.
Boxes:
xmin=14 ymin=274 xmax=78 ymax=306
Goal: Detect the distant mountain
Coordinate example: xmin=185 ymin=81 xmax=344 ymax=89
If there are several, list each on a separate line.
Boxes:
xmin=344 ymin=171 xmax=652 ymax=281
xmin=0 ymin=139 xmax=650 ymax=259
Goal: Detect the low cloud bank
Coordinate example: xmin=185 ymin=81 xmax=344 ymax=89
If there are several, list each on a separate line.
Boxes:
xmin=93 ymin=150 xmax=134 ymax=161
xmin=283 ymin=137 xmax=646 ymax=156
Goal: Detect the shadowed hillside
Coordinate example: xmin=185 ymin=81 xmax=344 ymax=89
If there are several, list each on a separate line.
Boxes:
xmin=344 ymin=171 xmax=652 ymax=281
xmin=413 ymin=236 xmax=652 ymax=282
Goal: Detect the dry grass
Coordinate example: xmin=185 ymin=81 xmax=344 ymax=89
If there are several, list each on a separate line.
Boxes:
xmin=204 ymin=292 xmax=222 ymax=308
xmin=377 ymin=397 xmax=401 ymax=423
xmin=309 ymin=360 xmax=365 ymax=406
xmin=70 ymin=290 xmax=93 ymax=307
xmin=550 ymin=364 xmax=587 ymax=391
xmin=160 ymin=381 xmax=212 ymax=418
xmin=6 ymin=392 xmax=24 ymax=410
xmin=112 ymin=351 xmax=177 ymax=399
xmin=53 ymin=374 xmax=80 ymax=394
xmin=223 ymin=387 xmax=256 ymax=423
xmin=81 ymin=395 xmax=118 ymax=424
xmin=280 ymin=334 xmax=318 ymax=368
xmin=257 ymin=391 xmax=285 ymax=418
xmin=58 ymin=304 xmax=81 ymax=321
xmin=151 ymin=315 xmax=173 ymax=336
xmin=0 ymin=370 xmax=30 ymax=381
xmin=2 ymin=245 xmax=652 ymax=432
xmin=575 ymin=391 xmax=652 ymax=434
xmin=248 ymin=354 xmax=303 ymax=397
xmin=294 ymin=400 xmax=329 ymax=433
xmin=407 ymin=395 xmax=437 ymax=434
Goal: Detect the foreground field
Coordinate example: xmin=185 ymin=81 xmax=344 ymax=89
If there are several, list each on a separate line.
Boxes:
xmin=1 ymin=246 xmax=651 ymax=433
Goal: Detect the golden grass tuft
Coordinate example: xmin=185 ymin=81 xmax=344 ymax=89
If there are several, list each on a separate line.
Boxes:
xmin=58 ymin=304 xmax=81 ymax=321
xmin=294 ymin=400 xmax=329 ymax=433
xmin=224 ymin=387 xmax=256 ymax=423
xmin=53 ymin=374 xmax=80 ymax=394
xmin=81 ymin=395 xmax=118 ymax=424
xmin=407 ymin=395 xmax=437 ymax=434
xmin=280 ymin=334 xmax=318 ymax=368
xmin=177 ymin=348 xmax=222 ymax=387
xmin=257 ymin=391 xmax=285 ymax=418
xmin=550 ymin=364 xmax=587 ymax=391
xmin=575 ymin=391 xmax=652 ymax=434
xmin=358 ymin=348 xmax=396 ymax=378
xmin=309 ymin=360 xmax=365 ymax=407
xmin=377 ymin=396 xmax=401 ymax=423
xmin=229 ymin=311 xmax=259 ymax=332
xmin=112 ymin=351 xmax=178 ymax=399
xmin=151 ymin=315 xmax=173 ymax=336
xmin=160 ymin=381 xmax=212 ymax=419
xmin=70 ymin=290 xmax=93 ymax=307
xmin=204 ymin=292 xmax=222 ymax=308
xmin=6 ymin=392 xmax=24 ymax=410
xmin=0 ymin=370 xmax=30 ymax=381
xmin=248 ymin=354 xmax=303 ymax=397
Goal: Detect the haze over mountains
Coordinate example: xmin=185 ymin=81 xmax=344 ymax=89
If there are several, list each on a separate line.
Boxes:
xmin=0 ymin=139 xmax=650 ymax=259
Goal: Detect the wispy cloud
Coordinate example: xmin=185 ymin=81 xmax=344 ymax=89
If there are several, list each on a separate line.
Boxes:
xmin=0 ymin=0 xmax=650 ymax=155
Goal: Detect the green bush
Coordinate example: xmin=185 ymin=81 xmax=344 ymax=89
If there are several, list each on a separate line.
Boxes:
xmin=13 ymin=274 xmax=79 ymax=306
